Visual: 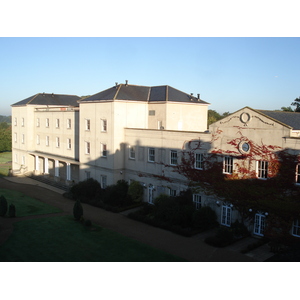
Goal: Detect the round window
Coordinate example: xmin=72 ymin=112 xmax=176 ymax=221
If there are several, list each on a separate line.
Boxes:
xmin=239 ymin=141 xmax=250 ymax=154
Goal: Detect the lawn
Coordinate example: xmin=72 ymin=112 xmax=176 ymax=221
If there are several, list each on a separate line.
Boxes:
xmin=0 ymin=188 xmax=62 ymax=216
xmin=0 ymin=215 xmax=186 ymax=262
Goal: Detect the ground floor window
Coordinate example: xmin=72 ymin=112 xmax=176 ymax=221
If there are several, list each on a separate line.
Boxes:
xmin=148 ymin=184 xmax=154 ymax=204
xmin=193 ymin=194 xmax=201 ymax=210
xmin=221 ymin=205 xmax=232 ymax=227
xmin=292 ymin=219 xmax=300 ymax=237
xmin=254 ymin=213 xmax=265 ymax=236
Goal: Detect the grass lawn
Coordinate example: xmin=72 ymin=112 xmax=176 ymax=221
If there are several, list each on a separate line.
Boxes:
xmin=0 ymin=215 xmax=186 ymax=262
xmin=0 ymin=188 xmax=62 ymax=216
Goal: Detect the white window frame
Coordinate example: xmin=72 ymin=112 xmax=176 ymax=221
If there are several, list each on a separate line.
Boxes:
xmin=101 ymin=119 xmax=107 ymax=132
xmin=85 ymin=142 xmax=90 ymax=154
xmin=36 ymin=118 xmax=40 ymax=127
xmin=85 ymin=119 xmax=90 ymax=131
xmin=21 ymin=118 xmax=25 ymax=127
xmin=195 ymin=153 xmax=204 ymax=170
xmin=46 ymin=118 xmax=49 ymax=128
xmin=193 ymin=194 xmax=201 ymax=210
xmin=56 ymin=137 xmax=60 ymax=148
xmin=36 ymin=135 xmax=40 ymax=145
xmin=67 ymin=118 xmax=71 ymax=129
xmin=22 ymin=155 xmax=25 ymax=165
xmin=254 ymin=213 xmax=266 ymax=236
xmin=292 ymin=219 xmax=300 ymax=237
xmin=14 ymin=117 xmax=17 ymax=126
xmin=14 ymin=133 xmax=17 ymax=142
xmin=67 ymin=138 xmax=71 ymax=150
xmin=101 ymin=143 xmax=107 ymax=157
xmin=256 ymin=160 xmax=269 ymax=179
xmin=296 ymin=164 xmax=300 ymax=185
xmin=101 ymin=175 xmax=107 ymax=189
xmin=46 ymin=136 xmax=49 ymax=146
xmin=21 ymin=134 xmax=25 ymax=144
xmin=129 ymin=146 xmax=136 ymax=159
xmin=221 ymin=204 xmax=232 ymax=227
xmin=148 ymin=148 xmax=155 ymax=163
xmin=170 ymin=150 xmax=178 ymax=166
xmin=169 ymin=188 xmax=177 ymax=197
xmin=223 ymin=156 xmax=233 ymax=174
xmin=56 ymin=118 xmax=60 ymax=128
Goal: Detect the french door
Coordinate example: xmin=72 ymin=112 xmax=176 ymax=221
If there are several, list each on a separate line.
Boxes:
xmin=254 ymin=213 xmax=265 ymax=236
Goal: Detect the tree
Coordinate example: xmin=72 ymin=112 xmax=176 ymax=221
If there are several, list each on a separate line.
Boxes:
xmin=0 ymin=195 xmax=8 ymax=216
xmin=291 ymin=97 xmax=300 ymax=112
xmin=73 ymin=199 xmax=83 ymax=220
xmin=127 ymin=180 xmax=144 ymax=203
xmin=208 ymin=110 xmax=231 ymax=126
xmin=0 ymin=123 xmax=11 ymax=152
xmin=281 ymin=106 xmax=294 ymax=112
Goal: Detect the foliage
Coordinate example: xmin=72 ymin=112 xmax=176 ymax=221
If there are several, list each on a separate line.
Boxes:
xmin=73 ymin=200 xmax=83 ymax=220
xmin=192 ymin=206 xmax=217 ymax=230
xmin=8 ymin=203 xmax=16 ymax=218
xmin=70 ymin=178 xmax=102 ymax=202
xmin=0 ymin=195 xmax=8 ymax=216
xmin=0 ymin=123 xmax=11 ymax=152
xmin=127 ymin=180 xmax=144 ymax=203
xmin=102 ymin=180 xmax=130 ymax=206
xmin=0 ymin=116 xmax=11 ymax=123
xmin=281 ymin=106 xmax=294 ymax=112
xmin=291 ymin=97 xmax=300 ymax=112
xmin=205 ymin=227 xmax=234 ymax=247
xmin=208 ymin=110 xmax=230 ymax=126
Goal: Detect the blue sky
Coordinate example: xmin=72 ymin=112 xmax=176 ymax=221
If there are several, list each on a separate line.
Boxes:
xmin=1 ymin=37 xmax=300 ymax=116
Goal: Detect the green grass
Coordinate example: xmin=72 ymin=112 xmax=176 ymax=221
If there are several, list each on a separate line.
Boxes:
xmin=0 ymin=152 xmax=11 ymax=163
xmin=0 ymin=151 xmax=11 ymax=176
xmin=0 ymin=188 xmax=62 ymax=216
xmin=0 ymin=216 xmax=186 ymax=262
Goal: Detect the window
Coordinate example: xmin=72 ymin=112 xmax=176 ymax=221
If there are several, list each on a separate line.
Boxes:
xmin=193 ymin=194 xmax=201 ymax=210
xmin=149 ymin=110 xmax=155 ymax=116
xmin=101 ymin=119 xmax=107 ymax=132
xmin=67 ymin=118 xmax=71 ymax=129
xmin=21 ymin=134 xmax=25 ymax=144
xmin=148 ymin=148 xmax=155 ymax=162
xmin=254 ymin=213 xmax=266 ymax=236
xmin=85 ymin=119 xmax=90 ymax=131
xmin=195 ymin=153 xmax=204 ymax=169
xmin=36 ymin=118 xmax=40 ymax=127
xmin=170 ymin=150 xmax=178 ymax=165
xmin=86 ymin=171 xmax=91 ymax=179
xmin=101 ymin=175 xmax=107 ymax=189
xmin=257 ymin=161 xmax=268 ymax=179
xmin=14 ymin=118 xmax=17 ymax=126
xmin=67 ymin=138 xmax=71 ymax=149
xmin=36 ymin=135 xmax=40 ymax=145
xmin=46 ymin=118 xmax=49 ymax=128
xmin=169 ymin=188 xmax=177 ymax=197
xmin=21 ymin=118 xmax=25 ymax=127
xmin=22 ymin=156 xmax=25 ymax=165
xmin=129 ymin=146 xmax=136 ymax=159
xmin=221 ymin=205 xmax=232 ymax=227
xmin=85 ymin=142 xmax=90 ymax=154
xmin=223 ymin=156 xmax=233 ymax=174
xmin=292 ymin=219 xmax=300 ymax=237
xmin=101 ymin=143 xmax=107 ymax=157
xmin=14 ymin=133 xmax=17 ymax=142
xmin=296 ymin=164 xmax=300 ymax=184
xmin=56 ymin=118 xmax=60 ymax=128
xmin=56 ymin=137 xmax=60 ymax=148
xmin=46 ymin=136 xmax=49 ymax=146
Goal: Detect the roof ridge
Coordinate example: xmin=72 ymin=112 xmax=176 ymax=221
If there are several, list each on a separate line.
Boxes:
xmin=114 ymin=84 xmax=122 ymax=100
xmin=27 ymin=93 xmax=39 ymax=105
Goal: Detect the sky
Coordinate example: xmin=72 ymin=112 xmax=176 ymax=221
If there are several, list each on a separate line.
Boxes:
xmin=1 ymin=37 xmax=300 ymax=116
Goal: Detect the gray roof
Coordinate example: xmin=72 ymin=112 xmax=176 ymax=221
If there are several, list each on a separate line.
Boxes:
xmin=258 ymin=110 xmax=300 ymax=130
xmin=80 ymin=84 xmax=209 ymax=104
xmin=12 ymin=93 xmax=80 ymax=107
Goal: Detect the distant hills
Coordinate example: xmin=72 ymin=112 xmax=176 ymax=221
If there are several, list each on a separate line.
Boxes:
xmin=0 ymin=115 xmax=11 ymax=123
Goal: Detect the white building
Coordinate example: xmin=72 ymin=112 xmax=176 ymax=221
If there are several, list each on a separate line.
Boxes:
xmin=11 ymin=82 xmax=300 ymax=238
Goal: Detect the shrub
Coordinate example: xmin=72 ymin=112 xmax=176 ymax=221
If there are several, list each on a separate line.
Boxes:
xmin=205 ymin=227 xmax=234 ymax=247
xmin=128 ymin=181 xmax=144 ymax=203
xmin=192 ymin=206 xmax=217 ymax=230
xmin=231 ymin=220 xmax=249 ymax=238
xmin=0 ymin=195 xmax=8 ymax=217
xmin=8 ymin=203 xmax=16 ymax=218
xmin=102 ymin=180 xmax=130 ymax=207
xmin=70 ymin=178 xmax=102 ymax=202
xmin=73 ymin=200 xmax=83 ymax=220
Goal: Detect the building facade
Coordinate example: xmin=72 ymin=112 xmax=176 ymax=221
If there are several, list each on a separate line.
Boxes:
xmin=11 ymin=83 xmax=300 ymax=238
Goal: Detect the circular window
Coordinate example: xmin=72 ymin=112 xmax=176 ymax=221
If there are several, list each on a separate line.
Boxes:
xmin=240 ymin=112 xmax=251 ymax=124
xmin=239 ymin=141 xmax=250 ymax=154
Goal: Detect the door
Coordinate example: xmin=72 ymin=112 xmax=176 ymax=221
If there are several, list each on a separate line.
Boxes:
xmin=254 ymin=213 xmax=265 ymax=236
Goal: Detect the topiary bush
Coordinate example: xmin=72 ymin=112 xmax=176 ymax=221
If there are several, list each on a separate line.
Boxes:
xmin=73 ymin=199 xmax=83 ymax=220
xmin=70 ymin=178 xmax=102 ymax=202
xmin=8 ymin=203 xmax=16 ymax=218
xmin=0 ymin=195 xmax=8 ymax=217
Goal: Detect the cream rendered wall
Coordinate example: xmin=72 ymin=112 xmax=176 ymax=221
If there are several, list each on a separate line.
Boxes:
xmin=165 ymin=102 xmax=208 ymax=131
xmin=147 ymin=102 xmax=167 ymax=130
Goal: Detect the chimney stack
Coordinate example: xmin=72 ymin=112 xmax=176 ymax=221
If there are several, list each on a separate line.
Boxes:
xmin=125 ymin=80 xmax=128 ymax=86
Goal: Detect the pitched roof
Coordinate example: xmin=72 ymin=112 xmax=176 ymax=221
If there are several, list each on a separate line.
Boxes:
xmin=80 ymin=84 xmax=209 ymax=105
xmin=11 ymin=93 xmax=80 ymax=107
xmin=258 ymin=110 xmax=300 ymax=130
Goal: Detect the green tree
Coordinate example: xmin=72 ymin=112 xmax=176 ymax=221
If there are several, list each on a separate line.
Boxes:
xmin=0 ymin=123 xmax=12 ymax=152
xmin=291 ymin=97 xmax=300 ymax=112
xmin=281 ymin=106 xmax=294 ymax=112
xmin=128 ymin=180 xmax=144 ymax=203
xmin=208 ymin=110 xmax=230 ymax=126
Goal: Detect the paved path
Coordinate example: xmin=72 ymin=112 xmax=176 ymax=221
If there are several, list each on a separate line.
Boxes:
xmin=0 ymin=176 xmax=274 ymax=262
